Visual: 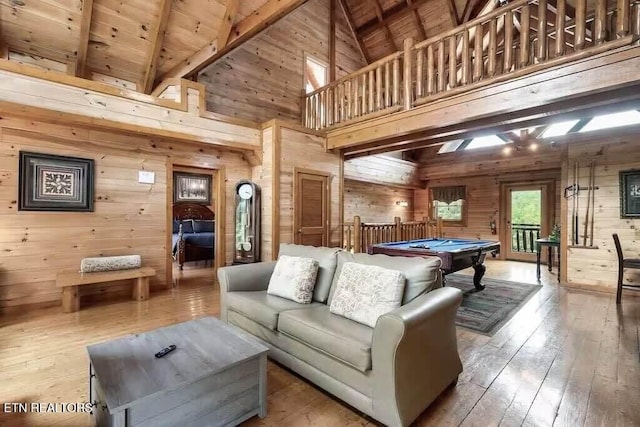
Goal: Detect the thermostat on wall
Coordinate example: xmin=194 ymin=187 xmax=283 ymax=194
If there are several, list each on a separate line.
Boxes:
xmin=138 ymin=170 xmax=155 ymax=184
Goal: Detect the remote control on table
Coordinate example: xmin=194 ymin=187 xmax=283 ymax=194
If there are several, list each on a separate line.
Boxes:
xmin=155 ymin=345 xmax=176 ymax=358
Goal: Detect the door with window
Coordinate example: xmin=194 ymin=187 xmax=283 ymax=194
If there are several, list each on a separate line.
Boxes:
xmin=294 ymin=169 xmax=330 ymax=247
xmin=504 ymin=183 xmax=550 ymax=262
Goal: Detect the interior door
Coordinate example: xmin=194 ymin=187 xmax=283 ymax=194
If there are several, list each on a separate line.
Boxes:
xmin=505 ymin=184 xmax=549 ymax=262
xmin=294 ymin=170 xmax=329 ymax=247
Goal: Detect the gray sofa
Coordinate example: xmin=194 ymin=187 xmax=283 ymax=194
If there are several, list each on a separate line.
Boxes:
xmin=217 ymin=243 xmax=463 ymax=427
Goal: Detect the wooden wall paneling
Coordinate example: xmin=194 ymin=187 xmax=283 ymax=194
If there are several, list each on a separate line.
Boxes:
xmin=344 ymin=154 xmax=421 ymax=188
xmin=8 ymin=51 xmax=68 ymax=74
xmin=344 ymin=179 xmax=415 ymax=223
xmin=252 ymin=126 xmax=274 ymax=261
xmin=0 ymin=116 xmax=251 ymax=308
xmin=272 ymin=123 xmax=282 ymax=258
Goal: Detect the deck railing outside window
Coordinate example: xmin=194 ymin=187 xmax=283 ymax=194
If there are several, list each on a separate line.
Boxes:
xmin=303 ymin=0 xmax=640 ymax=130
xmin=511 ymin=223 xmax=541 ymax=253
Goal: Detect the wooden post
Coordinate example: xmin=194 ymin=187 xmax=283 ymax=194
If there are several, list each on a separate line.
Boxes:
xmin=368 ymin=70 xmax=375 ymax=113
xmin=394 ymin=216 xmax=402 ymax=241
xmin=437 ymin=39 xmax=445 ymax=92
xmin=392 ymin=57 xmax=400 ymax=105
xmin=416 ymin=47 xmax=424 ymax=98
xmin=338 ymin=83 xmax=345 ymax=122
xmin=427 ymin=44 xmax=435 ymax=95
xmin=462 ymin=31 xmax=471 ymax=85
xmin=555 ymin=0 xmax=566 ymax=56
xmin=384 ymin=61 xmax=391 ymax=107
xmin=617 ymin=0 xmax=631 ymax=37
xmin=376 ymin=65 xmax=383 ymax=110
xmin=473 ymin=24 xmax=483 ymax=82
xmin=488 ymin=18 xmax=497 ymax=76
xmin=449 ymin=35 xmax=458 ymax=88
xmin=520 ymin=5 xmax=531 ymax=67
xmin=353 ymin=75 xmax=360 ymax=118
xmin=329 ymin=0 xmax=336 ymax=82
xmin=505 ymin=11 xmax=514 ymax=72
xmin=62 ymin=286 xmax=80 ymax=313
xmin=345 ymin=80 xmax=352 ymax=119
xmin=594 ymin=0 xmax=607 ymax=44
xmin=575 ymin=0 xmax=586 ymax=50
xmin=353 ymin=216 xmax=362 ymax=253
xmin=361 ymin=73 xmax=367 ymax=114
xmin=437 ymin=217 xmax=444 ymax=238
xmin=633 ymin=0 xmax=640 ymax=36
xmin=537 ymin=0 xmax=548 ymax=61
xmin=133 ymin=277 xmax=150 ymax=301
xmin=403 ymin=37 xmax=414 ymax=110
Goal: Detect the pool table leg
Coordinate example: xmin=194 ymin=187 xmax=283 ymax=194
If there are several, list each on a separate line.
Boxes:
xmin=472 ymin=262 xmax=486 ymax=291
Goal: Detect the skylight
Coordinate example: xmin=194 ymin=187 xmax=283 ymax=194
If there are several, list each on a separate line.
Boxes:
xmin=465 ymin=135 xmax=506 ymax=149
xmin=579 ymin=110 xmax=640 ymax=133
xmin=541 ymin=120 xmax=579 ymax=138
xmin=438 ymin=140 xmax=465 ymax=153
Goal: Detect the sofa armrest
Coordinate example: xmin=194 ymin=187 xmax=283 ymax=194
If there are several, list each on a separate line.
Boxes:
xmin=217 ymin=262 xmax=277 ymax=322
xmin=371 ymin=287 xmax=463 ymax=427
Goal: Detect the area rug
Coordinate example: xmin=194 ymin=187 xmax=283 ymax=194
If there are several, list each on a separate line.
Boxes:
xmin=446 ymin=274 xmax=542 ymax=336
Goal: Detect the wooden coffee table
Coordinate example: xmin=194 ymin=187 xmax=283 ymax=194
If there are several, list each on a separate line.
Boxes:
xmin=87 ymin=316 xmax=268 ymax=427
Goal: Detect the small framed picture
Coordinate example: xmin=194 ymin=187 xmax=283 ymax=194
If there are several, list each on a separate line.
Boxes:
xmin=174 ymin=172 xmax=212 ymax=205
xmin=19 ymin=151 xmax=94 ymax=212
xmin=620 ymin=169 xmax=640 ymax=218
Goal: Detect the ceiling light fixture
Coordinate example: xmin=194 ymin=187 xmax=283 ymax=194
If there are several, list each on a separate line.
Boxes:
xmin=396 ymin=200 xmax=409 ymax=207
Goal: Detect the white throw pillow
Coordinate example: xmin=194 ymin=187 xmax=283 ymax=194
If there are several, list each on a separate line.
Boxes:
xmin=267 ymin=255 xmax=319 ymax=304
xmin=329 ymin=262 xmax=405 ymax=328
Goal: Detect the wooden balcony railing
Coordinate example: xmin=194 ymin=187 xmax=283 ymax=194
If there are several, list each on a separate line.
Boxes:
xmin=342 ymin=216 xmax=444 ymax=253
xmin=511 ymin=223 xmax=541 ymax=253
xmin=303 ymin=0 xmax=640 ymax=130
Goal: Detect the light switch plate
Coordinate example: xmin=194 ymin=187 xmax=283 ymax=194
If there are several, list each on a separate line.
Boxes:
xmin=138 ymin=170 xmax=155 ymax=184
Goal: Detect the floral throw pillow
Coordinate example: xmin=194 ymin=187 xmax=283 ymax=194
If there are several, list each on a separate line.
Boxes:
xmin=329 ymin=262 xmax=405 ymax=328
xmin=267 ymin=255 xmax=319 ymax=304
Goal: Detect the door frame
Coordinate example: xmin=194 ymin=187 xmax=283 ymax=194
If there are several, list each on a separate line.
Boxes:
xmin=292 ymin=167 xmax=331 ymax=246
xmin=499 ymin=179 xmax=555 ymax=262
xmin=166 ymin=162 xmax=226 ymax=287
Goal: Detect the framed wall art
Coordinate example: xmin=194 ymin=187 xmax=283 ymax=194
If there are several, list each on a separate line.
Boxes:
xmin=174 ymin=172 xmax=212 ymax=205
xmin=620 ymin=169 xmax=640 ymax=218
xmin=19 ymin=151 xmax=94 ymax=212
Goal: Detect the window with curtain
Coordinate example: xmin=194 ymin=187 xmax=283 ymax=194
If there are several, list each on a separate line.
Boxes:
xmin=431 ymin=186 xmax=466 ymax=225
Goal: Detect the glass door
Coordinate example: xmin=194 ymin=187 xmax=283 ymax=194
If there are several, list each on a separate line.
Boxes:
xmin=505 ymin=185 xmax=547 ymax=262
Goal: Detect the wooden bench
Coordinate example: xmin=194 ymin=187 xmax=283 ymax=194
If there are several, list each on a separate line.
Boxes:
xmin=56 ymin=267 xmax=156 ymax=313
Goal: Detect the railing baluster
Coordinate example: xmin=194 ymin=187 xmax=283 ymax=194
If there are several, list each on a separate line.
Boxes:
xmin=520 ymin=5 xmax=531 ymax=67
xmin=427 ymin=44 xmax=435 ymax=95
xmin=633 ymin=0 xmax=640 ymax=36
xmin=339 ymin=83 xmax=345 ymax=123
xmin=376 ymin=65 xmax=383 ymax=110
xmin=449 ymin=35 xmax=458 ymax=89
xmin=368 ymin=70 xmax=375 ymax=112
xmin=555 ymin=0 xmax=566 ymax=56
xmin=403 ymin=38 xmax=414 ymax=110
xmin=384 ymin=62 xmax=391 ymax=107
xmin=360 ymin=73 xmax=366 ymax=116
xmin=474 ymin=24 xmax=483 ymax=82
xmin=416 ymin=47 xmax=424 ymax=98
xmin=537 ymin=0 xmax=548 ymax=61
xmin=462 ymin=31 xmax=471 ymax=85
xmin=437 ymin=39 xmax=445 ymax=92
xmin=575 ymin=0 xmax=586 ymax=50
xmin=488 ymin=18 xmax=497 ymax=76
xmin=345 ymin=80 xmax=351 ymax=119
xmin=505 ymin=10 xmax=514 ymax=72
xmin=595 ymin=0 xmax=607 ymax=44
xmin=393 ymin=57 xmax=400 ymax=105
xmin=618 ymin=0 xmax=631 ymax=37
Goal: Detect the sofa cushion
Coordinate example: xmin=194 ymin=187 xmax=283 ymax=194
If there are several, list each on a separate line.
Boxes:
xmin=192 ymin=219 xmax=214 ymax=233
xmin=329 ymin=262 xmax=405 ymax=328
xmin=278 ymin=243 xmax=341 ymax=303
xmin=328 ymin=251 xmax=442 ymax=305
xmin=226 ymin=291 xmax=322 ymax=330
xmin=278 ymin=306 xmax=373 ymax=372
xmin=267 ymin=255 xmax=319 ymax=303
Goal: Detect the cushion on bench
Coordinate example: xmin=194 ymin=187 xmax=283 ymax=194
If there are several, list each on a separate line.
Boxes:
xmin=80 ymin=255 xmax=141 ymax=273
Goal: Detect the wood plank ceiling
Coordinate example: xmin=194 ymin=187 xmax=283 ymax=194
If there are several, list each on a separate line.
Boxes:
xmin=0 ymin=0 xmax=307 ymax=93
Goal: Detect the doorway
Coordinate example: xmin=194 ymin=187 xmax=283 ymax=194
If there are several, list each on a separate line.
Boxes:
xmin=503 ymin=182 xmax=553 ymax=262
xmin=293 ymin=168 xmax=330 ymax=246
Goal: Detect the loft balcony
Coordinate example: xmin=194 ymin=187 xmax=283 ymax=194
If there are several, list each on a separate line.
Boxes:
xmin=302 ymin=0 xmax=640 ymax=156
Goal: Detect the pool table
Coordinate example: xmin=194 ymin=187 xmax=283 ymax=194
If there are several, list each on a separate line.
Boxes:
xmin=370 ymin=238 xmax=501 ymax=291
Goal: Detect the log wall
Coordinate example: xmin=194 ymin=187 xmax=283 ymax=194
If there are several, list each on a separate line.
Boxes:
xmin=0 ymin=117 xmax=251 ymax=309
xmin=344 ymin=180 xmax=414 ymax=223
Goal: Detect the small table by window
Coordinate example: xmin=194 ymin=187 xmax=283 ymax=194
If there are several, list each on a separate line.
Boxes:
xmin=536 ymin=238 xmax=560 ymax=283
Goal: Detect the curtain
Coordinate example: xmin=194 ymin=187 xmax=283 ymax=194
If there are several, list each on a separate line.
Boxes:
xmin=432 ymin=186 xmax=466 ymax=204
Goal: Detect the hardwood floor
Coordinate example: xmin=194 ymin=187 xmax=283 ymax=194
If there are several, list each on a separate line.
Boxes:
xmin=1 ymin=260 xmax=638 ymax=427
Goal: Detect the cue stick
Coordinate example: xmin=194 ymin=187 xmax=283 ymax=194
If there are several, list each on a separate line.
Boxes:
xmin=589 ymin=160 xmax=596 ymax=247
xmin=574 ymin=161 xmax=579 ymax=245
xmin=583 ymin=161 xmax=592 ymax=247
xmin=571 ymin=162 xmax=575 ymax=247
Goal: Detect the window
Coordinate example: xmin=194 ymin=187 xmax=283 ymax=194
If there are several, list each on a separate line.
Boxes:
xmin=304 ymin=54 xmax=328 ymax=94
xmin=431 ymin=186 xmax=466 ymax=226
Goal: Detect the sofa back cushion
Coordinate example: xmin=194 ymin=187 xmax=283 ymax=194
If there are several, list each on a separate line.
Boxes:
xmin=328 ymin=251 xmax=442 ymax=305
xmin=267 ymin=255 xmax=319 ymax=304
xmin=278 ymin=243 xmax=341 ymax=303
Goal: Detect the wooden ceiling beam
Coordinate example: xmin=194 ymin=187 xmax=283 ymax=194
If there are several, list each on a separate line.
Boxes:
xmin=337 ymin=0 xmax=370 ymax=63
xmin=158 ymin=0 xmax=309 ymax=81
xmin=370 ymin=0 xmax=399 ymax=51
xmin=446 ymin=0 xmax=461 ymax=26
xmin=357 ymin=0 xmax=432 ymax=38
xmin=74 ymin=0 xmax=94 ymax=78
xmin=141 ymin=0 xmax=174 ymax=94
xmin=407 ymin=0 xmax=428 ymax=40
xmin=218 ymin=0 xmax=240 ymax=49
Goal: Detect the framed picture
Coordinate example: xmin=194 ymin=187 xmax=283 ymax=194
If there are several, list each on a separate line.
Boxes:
xmin=174 ymin=172 xmax=211 ymax=204
xmin=620 ymin=169 xmax=640 ymax=218
xmin=19 ymin=151 xmax=94 ymax=212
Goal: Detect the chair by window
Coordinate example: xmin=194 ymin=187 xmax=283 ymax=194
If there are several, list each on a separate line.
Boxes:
xmin=612 ymin=233 xmax=640 ymax=303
